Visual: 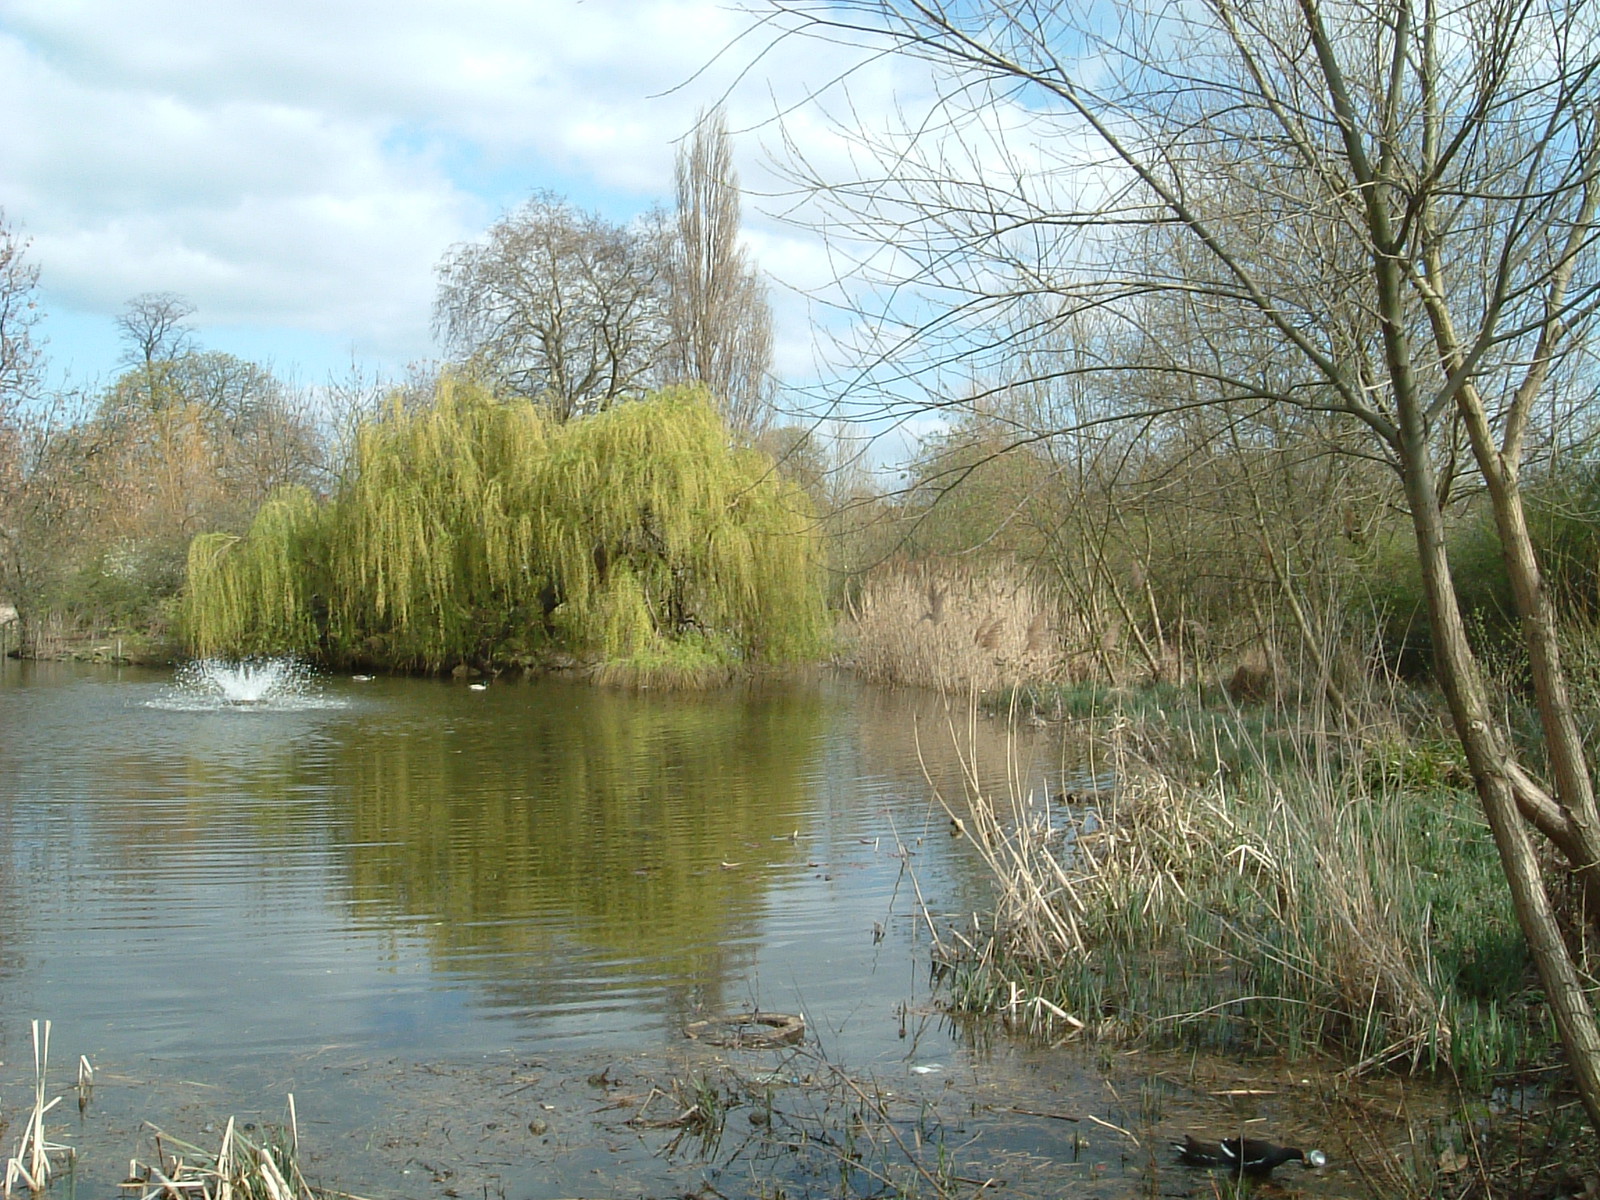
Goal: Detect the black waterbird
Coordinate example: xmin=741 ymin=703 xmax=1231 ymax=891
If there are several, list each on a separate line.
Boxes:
xmin=1174 ymin=1135 xmax=1327 ymax=1177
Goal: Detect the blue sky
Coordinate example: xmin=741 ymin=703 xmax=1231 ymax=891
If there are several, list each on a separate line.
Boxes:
xmin=0 ymin=0 xmax=910 ymax=401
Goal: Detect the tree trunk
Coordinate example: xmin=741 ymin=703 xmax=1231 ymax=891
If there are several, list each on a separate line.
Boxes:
xmin=1479 ymin=461 xmax=1600 ymax=921
xmin=1400 ymin=431 xmax=1600 ymax=1131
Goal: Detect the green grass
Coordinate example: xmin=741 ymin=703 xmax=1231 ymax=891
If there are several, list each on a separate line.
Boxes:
xmin=939 ymin=696 xmax=1549 ymax=1082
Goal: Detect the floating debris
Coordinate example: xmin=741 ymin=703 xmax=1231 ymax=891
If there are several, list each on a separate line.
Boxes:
xmin=684 ymin=1012 xmax=806 ymax=1049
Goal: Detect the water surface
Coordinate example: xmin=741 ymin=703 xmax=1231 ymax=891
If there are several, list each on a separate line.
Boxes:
xmin=0 ymin=659 xmax=1361 ymax=1198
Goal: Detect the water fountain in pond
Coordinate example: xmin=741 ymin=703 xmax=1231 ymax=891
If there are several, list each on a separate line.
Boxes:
xmin=149 ymin=657 xmax=345 ymax=711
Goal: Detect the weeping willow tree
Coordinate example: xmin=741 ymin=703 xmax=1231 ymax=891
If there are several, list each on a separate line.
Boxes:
xmin=182 ymin=379 xmax=826 ymax=677
xmin=183 ymin=486 xmax=326 ymax=658
xmin=527 ymin=389 xmax=825 ymax=666
xmin=326 ymin=376 xmax=552 ymax=668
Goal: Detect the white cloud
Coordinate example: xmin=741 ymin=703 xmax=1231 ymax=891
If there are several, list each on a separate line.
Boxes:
xmin=0 ymin=0 xmax=780 ymax=186
xmin=0 ymin=0 xmax=1017 ymax=392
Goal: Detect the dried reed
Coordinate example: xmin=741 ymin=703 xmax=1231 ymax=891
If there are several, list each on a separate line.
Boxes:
xmin=123 ymin=1096 xmax=326 ymax=1200
xmin=76 ymin=1055 xmax=93 ymax=1114
xmin=931 ymin=708 xmax=1523 ymax=1074
xmin=4 ymin=1020 xmax=73 ymax=1197
xmin=918 ymin=701 xmax=1087 ymax=964
xmin=844 ymin=560 xmax=1068 ymax=691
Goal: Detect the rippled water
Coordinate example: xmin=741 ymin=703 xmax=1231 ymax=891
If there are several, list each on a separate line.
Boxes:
xmin=8 ymin=662 xmax=1010 ymax=1051
xmin=0 ymin=659 xmax=1370 ymax=1199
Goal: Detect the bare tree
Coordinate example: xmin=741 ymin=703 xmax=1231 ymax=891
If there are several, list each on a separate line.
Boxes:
xmin=0 ymin=392 xmax=105 ymax=622
xmin=0 ymin=213 xmax=44 ymax=604
xmin=116 ymin=292 xmax=196 ymax=369
xmin=662 ymin=107 xmax=776 ymax=437
xmin=764 ymin=0 xmax=1600 ymax=1122
xmin=434 ymin=193 xmax=666 ymax=421
xmin=0 ymin=211 xmax=41 ymax=416
xmin=319 ymin=356 xmax=394 ymax=488
xmin=98 ymin=349 xmax=323 ymax=509
xmin=116 ymin=292 xmax=198 ymax=413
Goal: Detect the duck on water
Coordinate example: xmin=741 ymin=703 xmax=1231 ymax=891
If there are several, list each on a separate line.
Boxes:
xmin=1174 ymin=1135 xmax=1328 ymax=1177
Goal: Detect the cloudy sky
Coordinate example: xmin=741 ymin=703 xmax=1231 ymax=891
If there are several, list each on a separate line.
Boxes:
xmin=0 ymin=0 xmax=916 ymax=402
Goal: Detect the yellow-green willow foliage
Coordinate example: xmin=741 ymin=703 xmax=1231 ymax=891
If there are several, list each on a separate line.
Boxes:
xmin=327 ymin=376 xmax=551 ymax=667
xmin=528 ymin=388 xmax=825 ymax=665
xmin=182 ymin=380 xmax=826 ymax=676
xmin=183 ymin=486 xmax=326 ymax=657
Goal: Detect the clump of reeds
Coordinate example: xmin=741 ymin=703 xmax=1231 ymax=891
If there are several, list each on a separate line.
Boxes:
xmin=4 ymin=1020 xmax=73 ymax=1197
xmin=920 ymin=707 xmax=1088 ymax=968
xmin=709 ymin=1049 xmax=973 ymax=1200
xmin=931 ymin=704 xmax=1539 ymax=1078
xmin=844 ymin=559 xmax=1069 ymax=691
xmin=626 ymin=1073 xmax=731 ymax=1159
xmin=122 ymin=1096 xmax=318 ymax=1200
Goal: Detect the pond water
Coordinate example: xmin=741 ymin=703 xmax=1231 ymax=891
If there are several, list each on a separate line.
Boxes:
xmin=0 ymin=659 xmax=1368 ymax=1198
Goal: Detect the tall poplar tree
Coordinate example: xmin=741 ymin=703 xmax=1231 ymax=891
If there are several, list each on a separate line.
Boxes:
xmin=661 ymin=107 xmax=776 ymax=438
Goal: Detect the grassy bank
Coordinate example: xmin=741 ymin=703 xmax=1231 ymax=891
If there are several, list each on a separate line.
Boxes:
xmin=933 ymin=691 xmax=1547 ymax=1083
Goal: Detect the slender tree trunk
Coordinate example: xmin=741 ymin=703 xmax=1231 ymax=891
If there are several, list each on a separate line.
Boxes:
xmin=1231 ymin=428 xmax=1355 ymax=723
xmin=1400 ymin=430 xmax=1600 ymax=1131
xmin=1474 ymin=448 xmax=1600 ymax=920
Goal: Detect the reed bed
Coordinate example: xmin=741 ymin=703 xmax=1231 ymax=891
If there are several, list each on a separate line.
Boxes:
xmin=843 ymin=560 xmax=1069 ymax=692
xmin=122 ymin=1097 xmax=321 ymax=1200
xmin=929 ymin=703 xmax=1541 ymax=1080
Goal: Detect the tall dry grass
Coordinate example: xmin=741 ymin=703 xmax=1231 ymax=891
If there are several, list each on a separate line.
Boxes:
xmin=843 ymin=560 xmax=1069 ymax=691
xmin=927 ymin=709 xmax=1536 ymax=1077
